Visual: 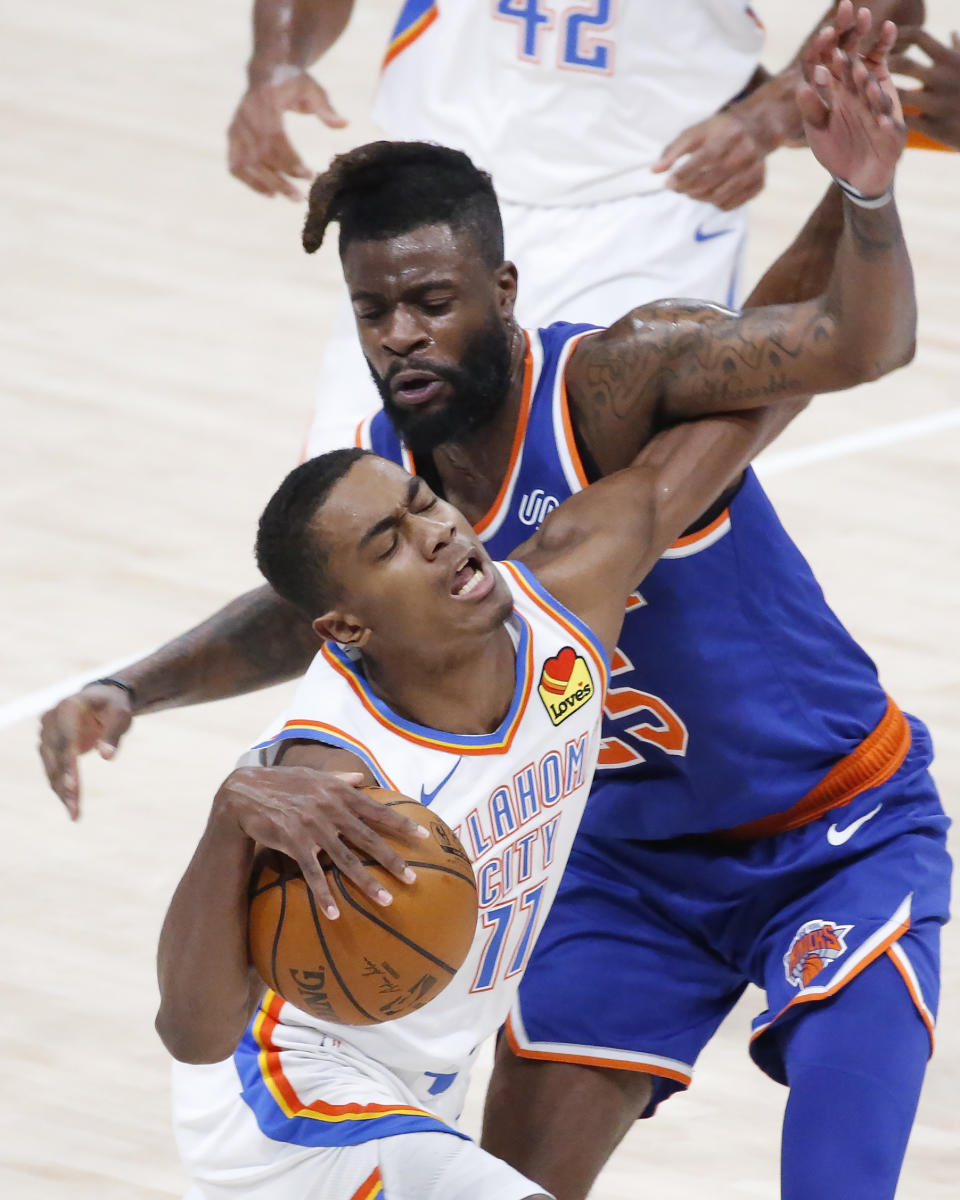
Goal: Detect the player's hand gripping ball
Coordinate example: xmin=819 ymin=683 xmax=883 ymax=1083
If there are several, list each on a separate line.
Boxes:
xmin=248 ymin=788 xmax=478 ymax=1024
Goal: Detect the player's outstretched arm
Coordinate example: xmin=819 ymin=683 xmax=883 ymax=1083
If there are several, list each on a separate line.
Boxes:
xmin=570 ymin=4 xmax=913 ymax=449
xmin=38 ymin=585 xmax=318 ymax=819
xmin=229 ymin=0 xmax=353 ymax=200
xmin=513 ymin=399 xmax=806 ymax=658
xmin=156 ymin=743 xmax=428 ymax=1063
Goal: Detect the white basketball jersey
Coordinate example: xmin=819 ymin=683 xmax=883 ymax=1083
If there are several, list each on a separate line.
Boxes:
xmin=373 ymin=1 xmax=766 ymax=206
xmin=241 ymin=560 xmax=609 ymax=1075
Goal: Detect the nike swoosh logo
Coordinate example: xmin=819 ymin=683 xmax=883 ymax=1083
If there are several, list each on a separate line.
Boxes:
xmin=826 ymin=802 xmax=883 ymax=846
xmin=694 ymin=223 xmax=735 ymax=243
xmin=419 ymin=758 xmax=463 ymax=808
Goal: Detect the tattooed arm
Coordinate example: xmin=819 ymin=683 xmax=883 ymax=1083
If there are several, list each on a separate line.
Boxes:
xmin=39 ymin=586 xmax=318 ymax=818
xmin=567 ymin=3 xmax=914 ymax=474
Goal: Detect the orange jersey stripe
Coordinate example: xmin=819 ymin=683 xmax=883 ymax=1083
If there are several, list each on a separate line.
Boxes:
xmin=382 ymin=5 xmax=438 ymax=70
xmin=273 ymin=719 xmax=399 ymax=790
xmin=253 ymin=993 xmax=434 ymax=1124
xmin=717 ymin=696 xmax=910 ymax=841
xmin=558 ymin=335 xmax=593 ymax=490
xmin=500 ymin=561 xmax=609 ymax=695
xmin=350 ymin=1168 xmax=384 ymax=1200
xmin=669 ymin=507 xmax=731 ymax=551
xmin=475 ymin=334 xmax=535 ymax=535
xmin=319 ymin=630 xmax=536 ymax=755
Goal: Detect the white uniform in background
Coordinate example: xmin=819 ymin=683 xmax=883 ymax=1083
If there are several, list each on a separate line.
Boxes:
xmin=305 ymin=0 xmax=766 ymax=457
xmin=172 ymin=561 xmax=610 ymax=1200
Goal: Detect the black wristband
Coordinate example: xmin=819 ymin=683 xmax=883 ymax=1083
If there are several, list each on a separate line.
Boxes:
xmin=86 ymin=676 xmax=137 ymax=706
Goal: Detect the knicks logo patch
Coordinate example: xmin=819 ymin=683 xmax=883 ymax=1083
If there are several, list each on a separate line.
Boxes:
xmin=538 ymin=647 xmax=594 ymax=726
xmin=783 ymin=919 xmax=853 ymax=989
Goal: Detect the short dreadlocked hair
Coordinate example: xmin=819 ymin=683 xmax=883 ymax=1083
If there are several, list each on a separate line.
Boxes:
xmin=302 ymin=141 xmax=504 ymax=267
xmin=256 ymin=448 xmax=374 ymax=617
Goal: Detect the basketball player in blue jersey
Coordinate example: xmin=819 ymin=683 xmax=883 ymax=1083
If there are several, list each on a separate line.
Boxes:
xmin=40 ymin=9 xmax=949 ymax=1197
xmin=229 ymin=0 xmax=928 ymax=453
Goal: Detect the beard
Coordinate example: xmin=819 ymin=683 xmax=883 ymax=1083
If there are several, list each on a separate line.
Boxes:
xmin=367 ymin=312 xmax=513 ymax=455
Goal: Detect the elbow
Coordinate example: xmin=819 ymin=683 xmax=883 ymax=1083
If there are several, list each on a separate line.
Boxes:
xmin=155 ymin=1006 xmax=242 ymax=1066
xmin=835 ymin=334 xmax=917 ymax=389
xmin=863 ymin=335 xmax=917 ymax=384
xmin=893 ymin=334 xmax=917 ymax=372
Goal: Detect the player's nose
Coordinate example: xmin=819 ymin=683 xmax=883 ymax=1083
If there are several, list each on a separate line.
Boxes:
xmin=382 ymin=305 xmax=430 ymax=357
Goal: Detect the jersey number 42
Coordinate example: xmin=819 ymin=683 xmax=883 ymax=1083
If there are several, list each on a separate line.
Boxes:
xmin=494 ymin=0 xmax=616 ymax=74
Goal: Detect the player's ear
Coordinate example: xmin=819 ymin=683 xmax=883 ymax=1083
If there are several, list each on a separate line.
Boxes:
xmin=494 ymin=261 xmax=518 ymax=320
xmin=312 ymin=611 xmax=370 ymax=647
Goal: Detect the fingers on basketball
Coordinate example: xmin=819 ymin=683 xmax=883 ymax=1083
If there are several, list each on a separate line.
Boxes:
xmin=248 ymin=789 xmax=478 ymax=1025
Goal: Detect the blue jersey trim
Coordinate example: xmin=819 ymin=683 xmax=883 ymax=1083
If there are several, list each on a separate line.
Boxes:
xmin=253 ymin=725 xmax=393 ymax=788
xmin=321 ymin=613 xmax=534 ymax=751
xmin=504 ymin=560 xmax=611 ymax=686
xmin=387 ymin=0 xmax=436 ymax=44
xmin=234 ymin=1028 xmax=469 ymax=1149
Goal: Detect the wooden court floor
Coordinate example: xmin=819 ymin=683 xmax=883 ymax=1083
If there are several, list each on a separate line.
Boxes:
xmin=1 ymin=2 xmax=957 ymax=1196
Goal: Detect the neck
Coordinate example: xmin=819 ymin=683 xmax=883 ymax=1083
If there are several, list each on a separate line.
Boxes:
xmin=423 ymin=323 xmax=527 ymax=526
xmin=360 ymin=622 xmax=518 ymax=735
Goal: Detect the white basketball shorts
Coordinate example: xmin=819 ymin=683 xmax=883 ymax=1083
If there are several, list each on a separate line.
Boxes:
xmin=172 ymin=1045 xmax=549 ymax=1200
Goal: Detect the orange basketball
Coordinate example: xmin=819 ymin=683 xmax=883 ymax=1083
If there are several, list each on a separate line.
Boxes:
xmin=248 ymin=788 xmax=478 ymax=1025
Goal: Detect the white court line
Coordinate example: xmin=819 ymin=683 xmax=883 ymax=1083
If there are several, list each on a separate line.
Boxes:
xmin=0 ymin=654 xmax=148 ymax=732
xmin=756 ymin=407 xmax=960 ymax=477
xmin=4 ymin=406 xmax=959 ymax=733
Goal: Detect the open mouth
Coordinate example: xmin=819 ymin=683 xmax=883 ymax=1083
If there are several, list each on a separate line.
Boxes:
xmin=391 ymin=372 xmax=445 ymax=406
xmin=451 ymin=554 xmax=489 ymax=599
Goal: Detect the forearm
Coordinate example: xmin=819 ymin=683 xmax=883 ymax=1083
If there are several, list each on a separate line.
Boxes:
xmin=822 ymin=193 xmax=915 ymax=383
xmin=247 ymin=0 xmax=353 ymax=86
xmin=156 ymin=797 xmax=260 ymax=1063
xmin=118 ymin=585 xmax=319 ymax=714
xmin=743 ymin=184 xmax=844 ymax=309
xmin=726 ymin=64 xmax=805 ymax=154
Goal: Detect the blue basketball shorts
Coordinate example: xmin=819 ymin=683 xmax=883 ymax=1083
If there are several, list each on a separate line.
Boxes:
xmin=507 ymin=717 xmax=952 ymax=1115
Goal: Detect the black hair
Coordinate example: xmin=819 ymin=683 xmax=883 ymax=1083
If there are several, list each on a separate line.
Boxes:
xmin=256 ymin=448 xmax=374 ymax=616
xmin=302 ymin=140 xmax=504 ymax=267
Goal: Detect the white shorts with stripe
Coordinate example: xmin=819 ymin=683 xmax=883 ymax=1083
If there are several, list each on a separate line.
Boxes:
xmin=302 ymin=188 xmax=747 ymax=459
xmin=172 ymin=1049 xmax=547 ymax=1200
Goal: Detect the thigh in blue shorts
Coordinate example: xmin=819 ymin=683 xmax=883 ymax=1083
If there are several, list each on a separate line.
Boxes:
xmin=507 ymin=717 xmax=951 ymax=1115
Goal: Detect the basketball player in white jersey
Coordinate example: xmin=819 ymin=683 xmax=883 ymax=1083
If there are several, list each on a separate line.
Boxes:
xmin=157 ymin=401 xmax=806 ymax=1198
xmin=229 ymin=0 xmax=921 ymax=453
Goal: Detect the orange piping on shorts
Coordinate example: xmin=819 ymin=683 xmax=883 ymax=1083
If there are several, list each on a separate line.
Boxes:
xmin=750 ymin=911 xmax=911 ymax=1044
xmin=717 ymin=696 xmax=911 ymax=841
xmin=887 ymin=944 xmax=936 ymax=1054
xmin=504 ymin=1014 xmax=691 ymax=1085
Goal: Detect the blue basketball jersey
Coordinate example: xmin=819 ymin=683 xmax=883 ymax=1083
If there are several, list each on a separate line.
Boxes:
xmin=358 ymin=322 xmax=910 ymax=840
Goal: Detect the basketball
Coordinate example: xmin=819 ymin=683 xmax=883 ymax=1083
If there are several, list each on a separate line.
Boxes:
xmin=247 ymin=788 xmax=478 ymax=1024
